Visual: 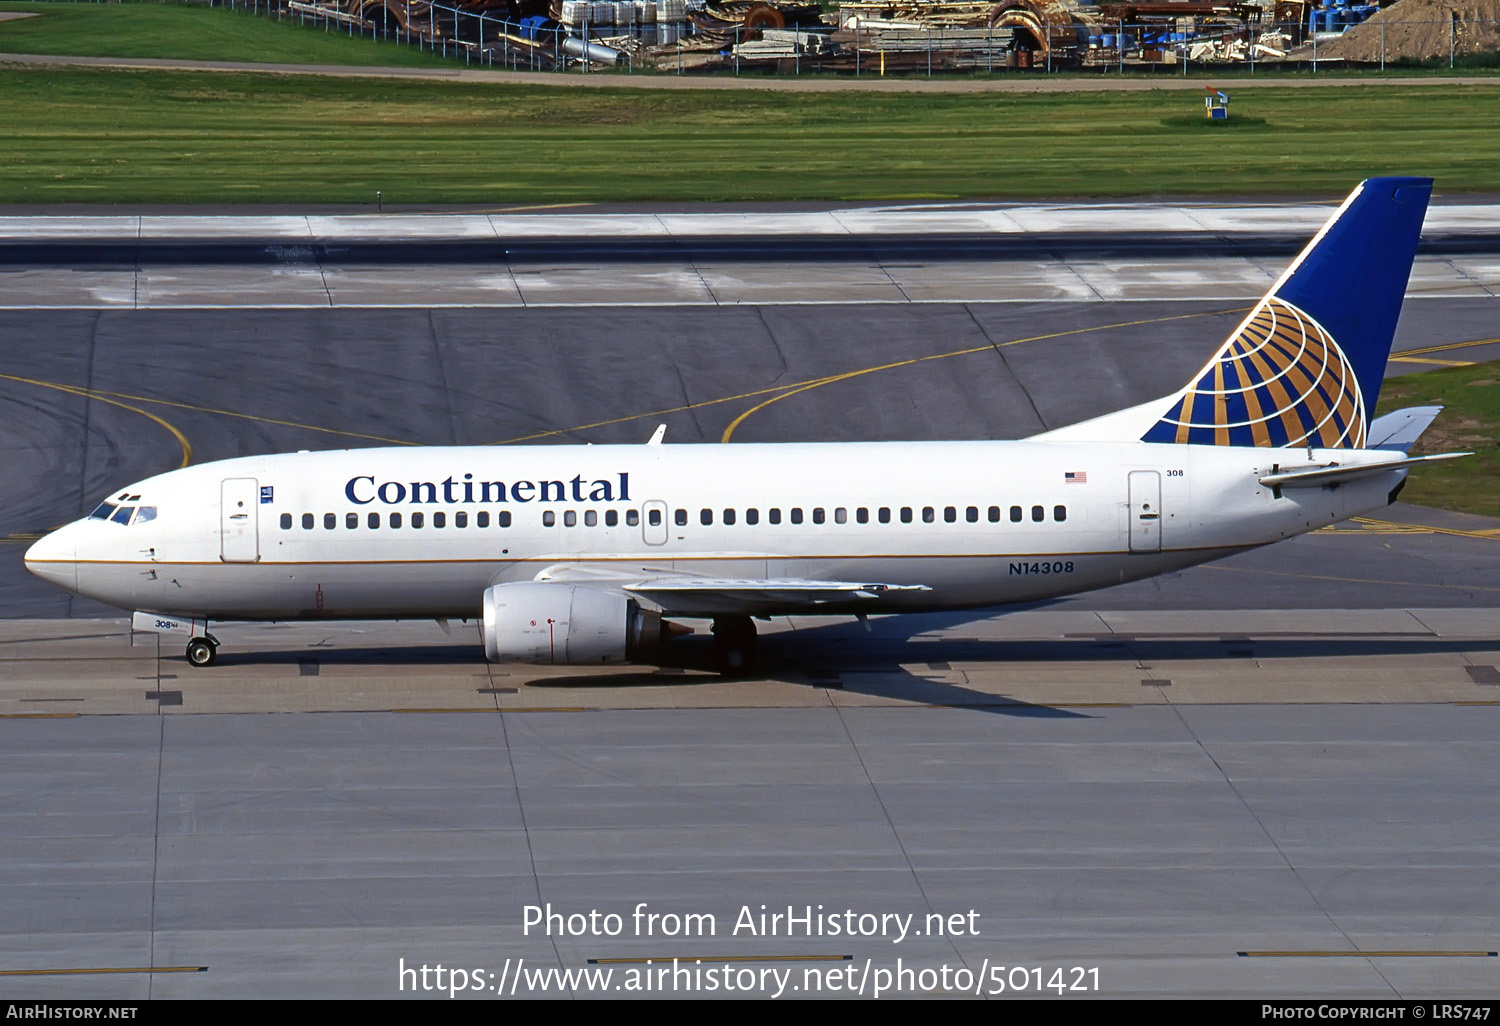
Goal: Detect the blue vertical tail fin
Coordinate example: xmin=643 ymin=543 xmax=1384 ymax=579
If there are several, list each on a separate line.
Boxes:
xmin=1138 ymin=177 xmax=1431 ymax=448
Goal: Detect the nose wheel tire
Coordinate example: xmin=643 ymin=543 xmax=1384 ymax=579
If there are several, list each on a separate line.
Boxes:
xmin=186 ymin=636 xmax=218 ymax=668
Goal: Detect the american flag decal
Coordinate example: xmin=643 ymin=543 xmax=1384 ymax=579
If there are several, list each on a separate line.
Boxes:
xmin=1065 ymin=471 xmax=1087 ymax=484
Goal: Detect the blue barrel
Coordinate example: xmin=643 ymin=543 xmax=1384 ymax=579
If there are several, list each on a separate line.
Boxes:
xmin=1101 ymin=32 xmax=1116 ymax=48
xmin=1118 ymin=32 xmax=1135 ymax=49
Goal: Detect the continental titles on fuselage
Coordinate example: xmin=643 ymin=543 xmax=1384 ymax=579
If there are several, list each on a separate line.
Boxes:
xmin=343 ymin=473 xmax=630 ymax=506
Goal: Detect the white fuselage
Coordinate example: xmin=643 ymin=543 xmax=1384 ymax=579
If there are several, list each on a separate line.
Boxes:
xmin=25 ymin=439 xmax=1404 ymax=622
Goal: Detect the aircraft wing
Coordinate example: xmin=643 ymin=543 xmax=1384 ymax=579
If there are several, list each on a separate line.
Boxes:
xmin=531 ymin=563 xmax=929 ymax=615
xmin=623 ymin=578 xmax=930 ymax=615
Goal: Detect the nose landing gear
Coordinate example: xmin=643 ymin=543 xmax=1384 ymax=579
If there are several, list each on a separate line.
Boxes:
xmin=185 ymin=634 xmax=219 ymax=668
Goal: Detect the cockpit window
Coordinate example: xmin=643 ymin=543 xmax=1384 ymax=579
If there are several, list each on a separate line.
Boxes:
xmin=90 ymin=501 xmax=156 ymax=525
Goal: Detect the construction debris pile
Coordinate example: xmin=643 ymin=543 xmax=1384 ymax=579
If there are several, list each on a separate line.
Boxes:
xmin=1295 ymin=0 xmax=1500 ymax=60
xmin=269 ymin=0 xmax=1500 ymax=70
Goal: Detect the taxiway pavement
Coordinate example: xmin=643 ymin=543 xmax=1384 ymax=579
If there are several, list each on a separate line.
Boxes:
xmin=2 ymin=202 xmax=1497 ymax=999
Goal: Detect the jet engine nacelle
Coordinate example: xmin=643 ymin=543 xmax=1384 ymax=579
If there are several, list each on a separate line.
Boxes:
xmin=482 ymin=581 xmax=663 ymax=664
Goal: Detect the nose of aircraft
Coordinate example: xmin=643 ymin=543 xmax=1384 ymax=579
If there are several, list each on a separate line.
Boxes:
xmin=24 ymin=527 xmax=77 ymax=592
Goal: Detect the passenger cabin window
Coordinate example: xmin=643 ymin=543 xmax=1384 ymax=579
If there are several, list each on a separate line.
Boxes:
xmin=476 ymin=511 xmax=489 ymax=528
xmin=879 ymin=507 xmax=891 ymax=524
xmin=856 ymin=508 xmax=868 ymax=524
xmin=368 ymin=512 xmax=380 ymax=529
xmin=302 ymin=513 xmax=314 ymax=530
xmin=922 ymin=507 xmax=935 ymax=524
xmin=1010 ymin=506 xmax=1022 ymax=523
xmin=390 ymin=512 xmax=403 ymax=529
xmin=812 ymin=508 xmax=824 ymax=525
xmin=1054 ymin=505 xmax=1067 ymax=522
xmin=900 ymin=507 xmax=912 ymax=523
xmin=605 ymin=510 xmax=618 ymax=527
xmin=564 ymin=511 xmax=577 ymax=527
xmin=944 ymin=506 xmax=956 ymax=523
xmin=790 ymin=508 xmax=804 ymax=525
xmin=280 ymin=513 xmax=293 ymax=530
xmin=1031 ymin=505 xmax=1044 ymax=523
xmin=835 ymin=508 xmax=847 ymax=525
xmin=543 ymin=511 xmax=555 ymax=527
xmin=585 ymin=510 xmax=597 ymax=527
xmin=701 ymin=509 xmax=713 ymax=526
xmin=966 ymin=506 xmax=978 ymax=523
xmin=629 ymin=509 xmax=641 ymax=527
xmin=769 ymin=509 xmax=781 ymax=525
xmin=499 ymin=511 xmax=512 ymax=528
xmin=675 ymin=509 xmax=688 ymax=527
xmin=988 ymin=506 xmax=1001 ymax=523
xmin=723 ymin=508 xmax=736 ymax=526
xmin=455 ymin=512 xmax=467 ymax=528
xmin=746 ymin=509 xmax=759 ymax=525
xmin=412 ymin=512 xmax=425 ymax=529
xmin=324 ymin=513 xmax=336 ymax=530
xmin=434 ymin=512 xmax=446 ymax=528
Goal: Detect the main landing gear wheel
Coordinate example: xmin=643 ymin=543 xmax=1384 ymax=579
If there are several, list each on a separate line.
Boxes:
xmin=185 ymin=635 xmax=218 ymax=668
xmin=711 ymin=616 xmax=758 ymax=676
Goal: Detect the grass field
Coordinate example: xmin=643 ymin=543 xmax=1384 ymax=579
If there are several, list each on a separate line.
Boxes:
xmin=0 ymin=0 xmax=452 ymax=67
xmin=2 ymin=68 xmax=1500 ymax=203
xmin=1376 ymin=361 xmax=1500 ymax=517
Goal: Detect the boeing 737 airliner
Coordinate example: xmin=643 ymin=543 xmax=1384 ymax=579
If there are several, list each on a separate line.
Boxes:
xmin=25 ymin=178 xmax=1464 ymax=671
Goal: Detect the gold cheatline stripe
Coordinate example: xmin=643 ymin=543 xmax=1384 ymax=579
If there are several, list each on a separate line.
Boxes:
xmin=1238 ymin=950 xmax=1495 ymax=958
xmin=590 ymin=955 xmax=852 ymax=965
xmin=0 ymin=966 xmax=207 ymax=976
xmin=30 ymin=547 xmax=1177 ymax=568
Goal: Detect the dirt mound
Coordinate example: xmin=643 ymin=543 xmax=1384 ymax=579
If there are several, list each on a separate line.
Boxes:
xmin=1307 ymin=0 xmax=1500 ymax=60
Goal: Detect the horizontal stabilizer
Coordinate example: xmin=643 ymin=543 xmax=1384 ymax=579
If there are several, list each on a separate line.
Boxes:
xmin=1366 ymin=405 xmax=1443 ymax=452
xmin=1259 ymin=452 xmax=1470 ymax=489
